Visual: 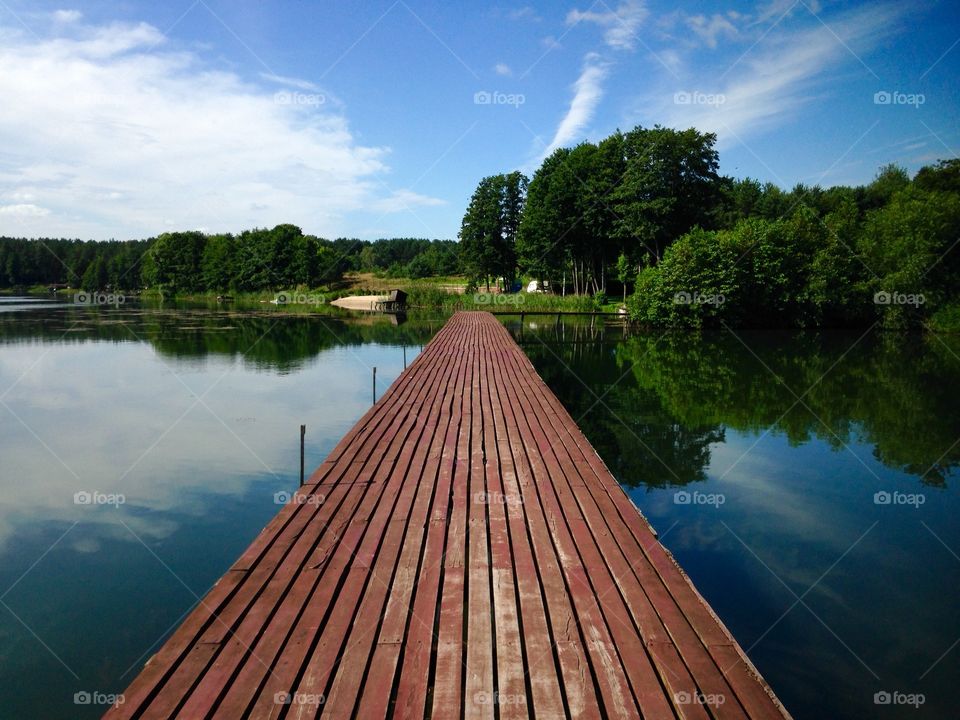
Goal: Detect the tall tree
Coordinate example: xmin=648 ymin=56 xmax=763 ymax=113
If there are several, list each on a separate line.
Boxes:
xmin=612 ymin=125 xmax=723 ymax=263
xmin=459 ymin=173 xmax=527 ymax=290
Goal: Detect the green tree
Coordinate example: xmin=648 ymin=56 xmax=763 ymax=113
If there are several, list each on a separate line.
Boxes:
xmin=516 ymin=148 xmax=579 ymax=289
xmin=81 ymin=256 xmax=108 ymax=290
xmin=144 ymin=231 xmax=206 ymax=293
xmin=858 ymin=186 xmax=960 ymax=327
xmin=612 ymin=125 xmax=723 ymax=263
xmin=459 ymin=173 xmax=527 ymax=290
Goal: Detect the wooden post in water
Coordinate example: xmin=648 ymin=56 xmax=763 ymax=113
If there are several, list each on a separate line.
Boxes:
xmin=372 ymin=366 xmax=377 ymax=404
xmin=403 ymin=346 xmax=407 ymax=369
xmin=299 ymin=424 xmax=305 ymax=486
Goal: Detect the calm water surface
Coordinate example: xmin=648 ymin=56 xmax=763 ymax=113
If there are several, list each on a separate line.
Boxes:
xmin=509 ymin=317 xmax=960 ymax=720
xmin=0 ymin=298 xmax=441 ymax=719
xmin=0 ymin=300 xmax=957 ymax=719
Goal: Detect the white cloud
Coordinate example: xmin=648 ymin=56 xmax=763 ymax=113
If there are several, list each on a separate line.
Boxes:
xmin=567 ymin=0 xmax=647 ymax=51
xmin=0 ymin=18 xmax=442 ymax=240
xmin=686 ymin=13 xmax=739 ymax=48
xmin=0 ymin=203 xmax=50 ymax=217
xmin=494 ymin=62 xmax=513 ymax=76
xmin=370 ymin=189 xmax=446 ymax=213
xmin=52 ymin=9 xmax=82 ymax=23
xmin=538 ymin=54 xmax=608 ymax=160
xmin=508 ymin=6 xmax=540 ymax=21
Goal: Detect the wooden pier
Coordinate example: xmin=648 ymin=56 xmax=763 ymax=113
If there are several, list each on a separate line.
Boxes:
xmin=107 ymin=311 xmax=790 ymax=719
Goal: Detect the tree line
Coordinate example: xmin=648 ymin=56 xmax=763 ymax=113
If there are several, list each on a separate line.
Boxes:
xmin=457 ymin=124 xmax=960 ymax=328
xmin=0 ymin=228 xmax=462 ymax=293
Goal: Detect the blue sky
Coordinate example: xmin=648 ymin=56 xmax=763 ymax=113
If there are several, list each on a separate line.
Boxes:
xmin=0 ymin=0 xmax=957 ymax=241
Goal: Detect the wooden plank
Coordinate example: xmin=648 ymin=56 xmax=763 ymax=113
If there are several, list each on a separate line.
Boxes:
xmin=351 ymin=321 xmax=470 ymax=719
xmin=192 ymin=325 xmax=467 ymax=720
xmin=477 ymin=327 xmax=528 ymax=720
xmin=109 ymin=311 xmax=792 ymax=720
xmin=390 ymin=320 xmax=473 ymax=720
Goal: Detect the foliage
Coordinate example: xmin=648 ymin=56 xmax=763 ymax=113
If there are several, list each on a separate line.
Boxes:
xmin=459 ymin=171 xmax=527 ymax=289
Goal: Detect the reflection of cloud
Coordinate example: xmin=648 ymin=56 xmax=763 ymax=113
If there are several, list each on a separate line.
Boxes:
xmin=0 ymin=332 xmax=404 ymax=555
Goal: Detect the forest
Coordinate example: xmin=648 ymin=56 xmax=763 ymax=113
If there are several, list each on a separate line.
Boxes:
xmin=3 ymin=123 xmax=959 ymax=329
xmin=458 ymin=125 xmax=960 ymax=329
xmin=0 ymin=229 xmax=458 ymax=294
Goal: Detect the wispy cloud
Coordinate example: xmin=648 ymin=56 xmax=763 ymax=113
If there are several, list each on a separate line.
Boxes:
xmin=0 ymin=14 xmax=443 ymax=240
xmin=507 ymin=6 xmax=540 ymax=22
xmin=494 ymin=62 xmax=513 ymax=76
xmin=538 ymin=54 xmax=609 ymax=160
xmin=750 ymin=0 xmax=821 ymax=27
xmin=686 ymin=13 xmax=739 ymax=49
xmin=52 ymin=9 xmax=82 ymax=24
xmin=567 ymin=0 xmax=647 ymax=51
xmin=259 ymin=72 xmax=319 ymax=91
xmin=652 ymin=3 xmax=902 ymax=146
xmin=371 ymin=189 xmax=446 ymax=213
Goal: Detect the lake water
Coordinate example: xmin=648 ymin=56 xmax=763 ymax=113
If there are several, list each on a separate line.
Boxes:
xmin=512 ymin=317 xmax=960 ymax=720
xmin=0 ymin=299 xmax=957 ymax=719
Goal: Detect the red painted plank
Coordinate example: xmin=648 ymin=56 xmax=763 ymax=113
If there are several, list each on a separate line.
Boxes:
xmin=109 ymin=312 xmax=791 ymax=720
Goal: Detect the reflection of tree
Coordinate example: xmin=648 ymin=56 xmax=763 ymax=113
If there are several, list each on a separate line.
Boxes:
xmin=517 ymin=319 xmax=724 ymax=489
xmin=622 ymin=331 xmax=960 ymax=486
xmin=0 ymin=308 xmax=443 ymax=375
xmin=515 ymin=320 xmax=960 ymax=488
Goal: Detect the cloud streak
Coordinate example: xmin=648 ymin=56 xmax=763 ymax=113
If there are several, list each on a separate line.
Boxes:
xmin=538 ymin=54 xmax=609 ymax=161
xmin=650 ymin=3 xmax=902 ymax=147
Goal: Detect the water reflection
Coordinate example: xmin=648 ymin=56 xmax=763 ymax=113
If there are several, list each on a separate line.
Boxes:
xmin=0 ymin=302 xmax=440 ymax=719
xmin=510 ymin=317 xmax=960 ymax=720
xmin=512 ymin=319 xmax=960 ymax=487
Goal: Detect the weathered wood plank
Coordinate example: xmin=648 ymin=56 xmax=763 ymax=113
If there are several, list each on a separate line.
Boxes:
xmin=107 ymin=312 xmax=791 ymax=720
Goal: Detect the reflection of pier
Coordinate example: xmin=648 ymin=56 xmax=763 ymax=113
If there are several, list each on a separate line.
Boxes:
xmin=109 ymin=312 xmax=791 ymax=720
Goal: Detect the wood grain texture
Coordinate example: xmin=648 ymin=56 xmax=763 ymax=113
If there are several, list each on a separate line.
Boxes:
xmin=106 ymin=312 xmax=791 ymax=720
